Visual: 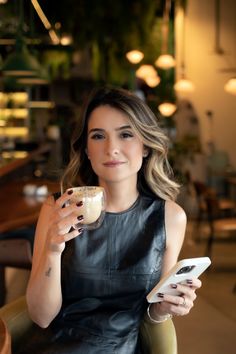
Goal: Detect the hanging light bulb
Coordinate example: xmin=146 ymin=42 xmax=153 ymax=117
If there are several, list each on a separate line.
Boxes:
xmin=155 ymin=54 xmax=175 ymax=70
xmin=135 ymin=65 xmax=161 ymax=87
xmin=174 ymin=77 xmax=195 ymax=93
xmin=174 ymin=63 xmax=195 ymax=93
xmin=158 ymin=102 xmax=177 ymax=117
xmin=224 ymin=77 xmax=236 ymax=95
xmin=145 ymin=75 xmax=161 ymax=88
xmin=135 ymin=65 xmax=157 ymax=80
xmin=126 ymin=50 xmax=144 ymax=64
xmin=60 ymin=34 xmax=73 ymax=46
xmin=155 ymin=0 xmax=176 ymax=70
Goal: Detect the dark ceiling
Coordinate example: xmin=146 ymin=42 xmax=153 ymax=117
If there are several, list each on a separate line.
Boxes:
xmin=0 ymin=0 xmax=177 ymax=87
xmin=0 ymin=0 xmax=166 ymax=49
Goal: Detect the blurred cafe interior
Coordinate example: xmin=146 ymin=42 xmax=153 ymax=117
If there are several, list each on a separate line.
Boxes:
xmin=0 ymin=0 xmax=236 ymax=353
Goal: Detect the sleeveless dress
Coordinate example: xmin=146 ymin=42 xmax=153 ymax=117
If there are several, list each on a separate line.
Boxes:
xmin=18 ymin=194 xmax=166 ymax=354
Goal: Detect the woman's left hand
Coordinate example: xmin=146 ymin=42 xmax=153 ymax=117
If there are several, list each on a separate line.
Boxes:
xmin=153 ymin=277 xmax=202 ymax=317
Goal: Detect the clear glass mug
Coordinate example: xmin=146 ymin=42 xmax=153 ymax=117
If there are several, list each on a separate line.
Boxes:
xmin=66 ymin=186 xmax=106 ymax=230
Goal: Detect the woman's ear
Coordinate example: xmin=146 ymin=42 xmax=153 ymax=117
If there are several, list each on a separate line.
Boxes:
xmin=143 ymin=147 xmax=149 ymax=158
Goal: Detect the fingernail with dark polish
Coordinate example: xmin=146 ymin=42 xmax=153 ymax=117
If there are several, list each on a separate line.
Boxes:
xmin=76 ymin=201 xmax=83 ymax=207
xmin=157 ymin=293 xmax=164 ymax=298
xmin=171 ymin=284 xmax=177 ymax=289
xmin=187 ymin=279 xmax=193 ymax=285
xmin=67 ymin=189 xmax=73 ymax=195
xmin=77 ymin=215 xmax=83 ymax=221
xmin=78 ymin=228 xmax=84 ymax=234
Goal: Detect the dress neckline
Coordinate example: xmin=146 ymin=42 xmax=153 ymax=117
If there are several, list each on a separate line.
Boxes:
xmin=106 ymin=195 xmax=141 ymax=216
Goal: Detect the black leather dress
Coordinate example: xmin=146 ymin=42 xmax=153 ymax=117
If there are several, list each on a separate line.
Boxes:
xmin=18 ymin=194 xmax=166 ymax=354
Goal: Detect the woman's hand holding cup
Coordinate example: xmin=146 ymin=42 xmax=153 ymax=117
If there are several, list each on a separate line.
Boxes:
xmin=46 ymin=189 xmax=84 ymax=254
xmin=65 ymin=186 xmax=106 ymax=230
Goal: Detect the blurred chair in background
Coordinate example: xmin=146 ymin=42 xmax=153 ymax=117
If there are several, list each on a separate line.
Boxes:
xmin=192 ymin=181 xmax=236 ymax=244
xmin=204 ymin=190 xmax=236 ymax=258
xmin=0 ymin=236 xmax=32 ymax=306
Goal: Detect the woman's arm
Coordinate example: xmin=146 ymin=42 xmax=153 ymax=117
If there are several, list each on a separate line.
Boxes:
xmin=149 ymin=201 xmax=201 ymax=321
xmin=26 ymin=191 xmax=83 ymax=328
xmin=162 ymin=200 xmax=187 ymax=274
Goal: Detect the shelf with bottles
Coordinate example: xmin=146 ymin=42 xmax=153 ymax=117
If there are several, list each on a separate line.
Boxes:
xmin=0 ymin=92 xmax=29 ymax=139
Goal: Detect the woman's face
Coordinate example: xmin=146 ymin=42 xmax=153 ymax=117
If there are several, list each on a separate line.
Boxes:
xmin=86 ymin=105 xmax=145 ymax=185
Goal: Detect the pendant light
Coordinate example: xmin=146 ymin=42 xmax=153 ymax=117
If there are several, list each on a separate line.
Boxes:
xmin=213 ymin=0 xmax=236 ymax=96
xmin=125 ymin=50 xmax=145 ymax=90
xmin=174 ymin=4 xmax=194 ymax=93
xmin=155 ymin=0 xmax=176 ymax=70
xmin=126 ymin=50 xmax=144 ymax=65
xmin=224 ymin=77 xmax=236 ymax=95
xmin=1 ymin=0 xmax=45 ymax=82
xmin=158 ymin=102 xmax=177 ymax=117
xmin=2 ymin=36 xmax=42 ymax=77
xmin=135 ymin=65 xmax=160 ymax=88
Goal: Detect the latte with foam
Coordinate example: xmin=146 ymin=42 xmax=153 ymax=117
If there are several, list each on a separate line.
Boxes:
xmin=67 ymin=186 xmax=106 ymax=230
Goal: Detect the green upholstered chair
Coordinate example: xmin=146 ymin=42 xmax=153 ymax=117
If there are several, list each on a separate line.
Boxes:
xmin=0 ymin=296 xmax=177 ymax=354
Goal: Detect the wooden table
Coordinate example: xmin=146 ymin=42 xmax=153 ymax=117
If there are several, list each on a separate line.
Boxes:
xmin=0 ymin=317 xmax=11 ymax=354
xmin=0 ymin=178 xmax=59 ymax=234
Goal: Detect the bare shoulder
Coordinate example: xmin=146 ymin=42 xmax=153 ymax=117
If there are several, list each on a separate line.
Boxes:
xmin=164 ymin=200 xmax=187 ymax=251
xmin=165 ymin=200 xmax=187 ymax=226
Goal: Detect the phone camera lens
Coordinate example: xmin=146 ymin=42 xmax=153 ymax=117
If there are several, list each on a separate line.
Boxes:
xmin=176 ymin=265 xmax=195 ymax=275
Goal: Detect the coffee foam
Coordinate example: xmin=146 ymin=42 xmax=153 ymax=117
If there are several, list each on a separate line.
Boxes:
xmin=70 ymin=187 xmax=104 ymax=225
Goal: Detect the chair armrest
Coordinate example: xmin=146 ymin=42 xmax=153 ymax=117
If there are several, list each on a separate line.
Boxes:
xmin=140 ymin=317 xmax=177 ymax=354
xmin=0 ymin=297 xmax=178 ymax=354
xmin=0 ymin=317 xmax=11 ymax=354
xmin=0 ymin=296 xmax=33 ymax=349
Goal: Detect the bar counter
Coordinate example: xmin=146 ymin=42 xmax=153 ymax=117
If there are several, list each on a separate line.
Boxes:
xmin=0 ymin=144 xmax=51 ymax=178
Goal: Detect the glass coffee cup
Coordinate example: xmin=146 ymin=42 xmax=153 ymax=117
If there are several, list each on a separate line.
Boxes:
xmin=66 ymin=186 xmax=106 ymax=230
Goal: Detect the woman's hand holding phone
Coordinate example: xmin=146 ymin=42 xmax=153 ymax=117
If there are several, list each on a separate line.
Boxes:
xmin=147 ymin=257 xmax=211 ymax=318
xmin=151 ymin=277 xmax=202 ymax=317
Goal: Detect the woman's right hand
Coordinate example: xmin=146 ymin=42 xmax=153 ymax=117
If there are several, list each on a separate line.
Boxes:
xmin=46 ymin=190 xmax=84 ymax=254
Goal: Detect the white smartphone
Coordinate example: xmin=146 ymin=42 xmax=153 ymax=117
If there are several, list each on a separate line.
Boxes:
xmin=146 ymin=257 xmax=211 ymax=303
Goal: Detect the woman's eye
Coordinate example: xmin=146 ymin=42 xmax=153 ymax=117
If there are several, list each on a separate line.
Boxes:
xmin=120 ymin=131 xmax=134 ymax=139
xmin=90 ymin=133 xmax=104 ymax=140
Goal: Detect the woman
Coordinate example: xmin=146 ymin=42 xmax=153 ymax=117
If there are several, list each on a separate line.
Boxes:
xmin=24 ymin=86 xmax=201 ymax=353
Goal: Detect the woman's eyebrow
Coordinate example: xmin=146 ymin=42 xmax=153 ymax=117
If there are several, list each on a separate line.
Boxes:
xmin=88 ymin=125 xmax=132 ymax=134
xmin=88 ymin=128 xmax=104 ymax=134
xmin=115 ymin=125 xmax=132 ymax=131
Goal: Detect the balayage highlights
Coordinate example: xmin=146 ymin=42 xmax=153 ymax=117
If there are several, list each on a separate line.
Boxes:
xmin=61 ymin=86 xmax=180 ymax=201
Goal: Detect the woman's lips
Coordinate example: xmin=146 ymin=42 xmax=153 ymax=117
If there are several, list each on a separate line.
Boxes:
xmin=103 ymin=161 xmax=125 ymax=167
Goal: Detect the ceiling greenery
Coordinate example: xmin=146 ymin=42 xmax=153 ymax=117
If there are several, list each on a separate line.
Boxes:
xmin=0 ymin=0 xmax=176 ymax=85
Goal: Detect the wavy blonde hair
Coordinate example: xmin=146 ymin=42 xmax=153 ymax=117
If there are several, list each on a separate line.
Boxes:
xmin=61 ymin=86 xmax=180 ymax=201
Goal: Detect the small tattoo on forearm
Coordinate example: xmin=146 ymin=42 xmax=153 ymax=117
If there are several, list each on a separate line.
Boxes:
xmin=45 ymin=267 xmax=52 ymax=277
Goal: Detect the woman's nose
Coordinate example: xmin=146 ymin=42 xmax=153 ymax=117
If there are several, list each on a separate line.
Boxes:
xmin=105 ymin=138 xmax=119 ymax=156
